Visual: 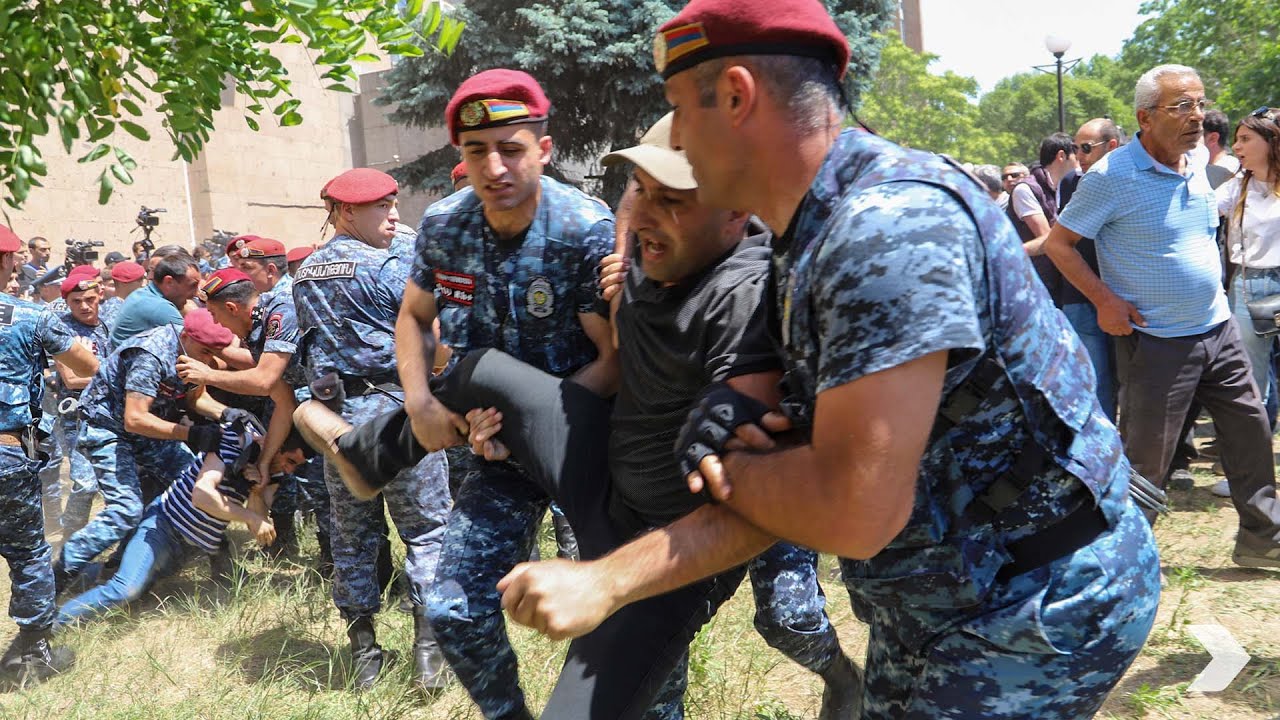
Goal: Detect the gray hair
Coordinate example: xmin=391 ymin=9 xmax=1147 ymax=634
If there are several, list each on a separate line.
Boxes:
xmin=690 ymin=55 xmax=842 ymax=135
xmin=1134 ymin=64 xmax=1200 ymax=113
xmin=971 ymin=165 xmax=1003 ymax=194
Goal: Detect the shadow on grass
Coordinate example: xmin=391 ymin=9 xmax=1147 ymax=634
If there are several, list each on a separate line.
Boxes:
xmin=215 ymin=623 xmax=349 ymax=692
xmin=1111 ymin=651 xmax=1280 ymax=718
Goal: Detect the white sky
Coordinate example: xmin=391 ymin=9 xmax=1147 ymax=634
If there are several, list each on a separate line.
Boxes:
xmin=918 ymin=0 xmax=1153 ymax=95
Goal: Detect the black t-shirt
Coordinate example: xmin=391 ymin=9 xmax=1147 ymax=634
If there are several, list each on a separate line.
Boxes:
xmin=607 ymin=229 xmax=781 ymax=531
xmin=1056 ymin=173 xmax=1101 ymax=306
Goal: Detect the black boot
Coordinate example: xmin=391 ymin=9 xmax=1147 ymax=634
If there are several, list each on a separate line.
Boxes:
xmin=346 ymin=616 xmax=387 ymax=691
xmin=817 ymin=654 xmax=863 ymax=720
xmin=316 ymin=529 xmax=334 ymax=582
xmin=412 ymin=609 xmax=449 ymax=694
xmin=1 ymin=628 xmax=74 ymax=688
xmin=264 ymin=510 xmax=298 ymax=559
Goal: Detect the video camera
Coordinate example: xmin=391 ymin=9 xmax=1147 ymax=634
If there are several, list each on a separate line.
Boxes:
xmin=135 ymin=206 xmax=166 ymax=252
xmin=64 ymin=238 xmax=104 ymax=272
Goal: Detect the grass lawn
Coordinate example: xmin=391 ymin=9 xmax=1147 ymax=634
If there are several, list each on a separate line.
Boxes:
xmin=0 ymin=462 xmax=1277 ymax=719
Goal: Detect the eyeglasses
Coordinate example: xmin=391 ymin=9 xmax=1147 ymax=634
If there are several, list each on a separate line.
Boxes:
xmin=1079 ymin=140 xmax=1108 ymax=154
xmin=1151 ymin=98 xmax=1213 ymax=116
xmin=1001 ymin=172 xmax=1027 ymax=180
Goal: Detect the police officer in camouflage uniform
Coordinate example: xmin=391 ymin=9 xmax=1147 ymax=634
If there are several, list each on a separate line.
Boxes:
xmin=496 ymin=2 xmax=1163 ymax=718
xmin=0 ymin=224 xmax=98 ymax=687
xmin=55 ymin=310 xmax=235 ymax=589
xmin=47 ymin=273 xmax=114 ymax=543
xmin=290 ymin=167 xmax=451 ymax=692
xmin=176 ymin=239 xmax=307 ymax=557
xmin=392 ymin=70 xmax=617 ymax=719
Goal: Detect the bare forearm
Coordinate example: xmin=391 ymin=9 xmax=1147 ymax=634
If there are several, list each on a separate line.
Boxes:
xmin=395 ymin=309 xmax=439 ymax=411
xmin=569 ymin=355 xmax=620 ymax=398
xmin=201 ymin=367 xmax=274 ymax=397
xmin=124 ymin=412 xmax=187 ymax=442
xmin=597 ymin=504 xmax=776 ymax=608
xmin=259 ymin=383 xmax=296 ymax=469
xmin=1045 ymin=240 xmax=1121 ymax=309
xmin=194 ymin=487 xmax=263 ymax=526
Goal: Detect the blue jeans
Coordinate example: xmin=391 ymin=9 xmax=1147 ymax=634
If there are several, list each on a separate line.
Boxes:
xmin=1229 ymin=270 xmax=1280 ymax=405
xmin=56 ymin=502 xmax=190 ymax=626
xmin=1061 ymin=303 xmax=1116 ymax=422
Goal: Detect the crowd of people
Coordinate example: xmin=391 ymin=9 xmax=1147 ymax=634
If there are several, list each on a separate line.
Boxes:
xmin=1 ymin=0 xmax=1278 ymax=717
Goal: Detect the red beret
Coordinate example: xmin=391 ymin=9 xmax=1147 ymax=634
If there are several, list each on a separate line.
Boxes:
xmin=233 ymin=236 xmax=286 ymax=259
xmin=60 ymin=275 xmax=101 ymax=298
xmin=67 ymin=265 xmax=99 ymax=280
xmin=110 ymin=261 xmax=145 ymax=283
xmin=321 ymin=168 xmax=398 ymax=206
xmin=182 ymin=308 xmax=235 ymax=349
xmin=450 ymin=161 xmax=469 ymax=184
xmin=286 ymin=246 xmax=314 ymax=263
xmin=445 ymin=69 xmax=550 ymax=145
xmin=200 ymin=268 xmax=253 ymax=301
xmin=655 ymin=0 xmax=849 ymax=81
xmin=226 ymin=234 xmax=261 ymax=256
xmin=0 ymin=225 xmax=20 ymax=253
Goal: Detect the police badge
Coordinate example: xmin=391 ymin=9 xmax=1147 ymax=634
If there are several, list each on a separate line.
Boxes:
xmin=526 ymin=276 xmax=554 ymax=319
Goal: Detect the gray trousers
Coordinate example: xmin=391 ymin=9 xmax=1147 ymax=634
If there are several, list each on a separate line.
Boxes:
xmin=1116 ymin=318 xmax=1280 ymax=545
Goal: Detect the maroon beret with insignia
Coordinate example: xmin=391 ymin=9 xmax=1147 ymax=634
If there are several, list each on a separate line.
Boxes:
xmin=235 ymin=236 xmax=286 ymax=259
xmin=67 ymin=264 xmax=100 ymax=281
xmin=655 ymin=0 xmax=849 ymax=81
xmin=0 ymin=225 xmax=21 ymax=253
xmin=60 ymin=274 xmax=101 ymax=298
xmin=110 ymin=261 xmax=145 ymax=283
xmin=182 ymin=308 xmax=235 ymax=349
xmin=450 ymin=161 xmax=468 ymax=184
xmin=320 ymin=168 xmax=399 ymax=206
xmin=200 ymin=268 xmax=253 ymax=301
xmin=445 ymin=69 xmax=551 ymax=145
xmin=286 ymin=246 xmax=314 ymax=264
xmin=226 ymin=234 xmax=261 ymax=257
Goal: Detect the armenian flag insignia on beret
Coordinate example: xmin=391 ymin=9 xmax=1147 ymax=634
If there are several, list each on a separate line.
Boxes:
xmin=445 ymin=69 xmax=551 ymax=145
xmin=654 ymin=0 xmax=850 ymax=81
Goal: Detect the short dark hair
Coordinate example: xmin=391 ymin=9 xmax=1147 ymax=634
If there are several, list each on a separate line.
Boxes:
xmin=1203 ymin=108 xmax=1230 ymax=145
xmin=153 ymin=248 xmax=197 ymax=284
xmin=1039 ymin=132 xmax=1077 ymax=167
xmin=28 ymin=236 xmax=47 ymax=250
xmin=281 ymin=426 xmax=317 ymax=458
xmin=691 ymin=55 xmax=842 ymax=134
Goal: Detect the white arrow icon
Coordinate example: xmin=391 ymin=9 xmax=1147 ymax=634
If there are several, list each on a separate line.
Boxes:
xmin=1186 ymin=624 xmax=1250 ymax=693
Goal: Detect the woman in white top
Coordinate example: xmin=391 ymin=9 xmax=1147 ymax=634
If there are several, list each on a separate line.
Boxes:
xmin=1222 ymin=107 xmax=1280 ymax=405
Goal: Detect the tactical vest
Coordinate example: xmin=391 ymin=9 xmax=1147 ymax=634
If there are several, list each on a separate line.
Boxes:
xmin=778 ymin=131 xmax=1129 ymax=611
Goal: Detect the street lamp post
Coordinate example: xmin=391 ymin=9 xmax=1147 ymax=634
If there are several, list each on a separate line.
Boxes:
xmin=1046 ymin=36 xmax=1071 ymax=133
xmin=1035 ymin=35 xmax=1080 ymax=134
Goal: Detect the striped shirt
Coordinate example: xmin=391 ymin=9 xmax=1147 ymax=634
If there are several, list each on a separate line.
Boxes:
xmin=157 ymin=426 xmax=254 ymax=553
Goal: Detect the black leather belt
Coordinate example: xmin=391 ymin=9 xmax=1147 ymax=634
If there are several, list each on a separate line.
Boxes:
xmin=997 ymin=502 xmax=1109 ymax=582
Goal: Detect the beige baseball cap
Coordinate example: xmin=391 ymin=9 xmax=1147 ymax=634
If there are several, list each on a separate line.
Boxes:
xmin=600 ymin=113 xmax=696 ymax=190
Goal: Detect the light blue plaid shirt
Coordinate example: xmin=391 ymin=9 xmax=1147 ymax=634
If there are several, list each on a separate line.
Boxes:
xmin=1058 ymin=135 xmax=1227 ymax=338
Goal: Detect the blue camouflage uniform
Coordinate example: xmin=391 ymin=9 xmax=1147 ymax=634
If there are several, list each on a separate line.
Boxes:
xmin=773 ymin=129 xmax=1161 ymax=718
xmin=43 ymin=312 xmax=114 ymax=540
xmin=292 ymin=231 xmax=450 ymax=619
xmin=414 ymin=177 xmax=613 ymax=719
xmin=243 ymin=274 xmax=305 ymax=523
xmin=98 ymin=296 xmax=122 ymax=327
xmin=0 ymin=292 xmax=76 ymax=631
xmin=60 ymin=325 xmax=197 ymax=578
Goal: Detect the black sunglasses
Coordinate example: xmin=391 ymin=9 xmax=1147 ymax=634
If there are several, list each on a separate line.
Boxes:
xmin=1001 ymin=171 xmax=1027 ymax=180
xmin=1079 ymin=141 xmax=1109 ymax=154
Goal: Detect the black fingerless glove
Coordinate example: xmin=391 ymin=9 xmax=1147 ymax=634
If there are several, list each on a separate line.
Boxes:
xmin=674 ymin=382 xmax=771 ymax=482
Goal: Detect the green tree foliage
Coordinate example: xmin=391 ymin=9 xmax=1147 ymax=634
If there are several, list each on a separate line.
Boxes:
xmin=0 ymin=0 xmax=464 ymax=209
xmin=1117 ymin=0 xmax=1279 ymax=121
xmin=857 ymin=34 xmax=1007 ymax=165
xmin=977 ymin=72 xmax=1130 ymax=165
xmin=383 ymin=0 xmax=895 ymax=202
